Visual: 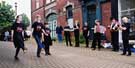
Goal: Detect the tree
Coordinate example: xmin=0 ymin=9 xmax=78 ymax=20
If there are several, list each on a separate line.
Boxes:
xmin=0 ymin=1 xmax=15 ymax=32
xmin=21 ymin=13 xmax=30 ymax=30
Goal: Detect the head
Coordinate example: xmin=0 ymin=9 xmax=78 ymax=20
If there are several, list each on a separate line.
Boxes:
xmin=95 ymin=20 xmax=100 ymax=25
xmin=15 ymin=15 xmax=22 ymax=23
xmin=75 ymin=20 xmax=79 ymax=25
xmin=84 ymin=22 xmax=88 ymax=26
xmin=110 ymin=17 xmax=117 ymax=23
xmin=122 ymin=16 xmax=129 ymax=23
xmin=45 ymin=23 xmax=49 ymax=28
xmin=57 ymin=23 xmax=60 ymax=27
xmin=35 ymin=15 xmax=41 ymax=22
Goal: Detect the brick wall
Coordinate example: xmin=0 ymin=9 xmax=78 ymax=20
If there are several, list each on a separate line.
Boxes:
xmin=31 ymin=0 xmax=45 ymax=23
xmin=101 ymin=2 xmax=111 ymax=41
xmin=56 ymin=0 xmax=82 ymax=29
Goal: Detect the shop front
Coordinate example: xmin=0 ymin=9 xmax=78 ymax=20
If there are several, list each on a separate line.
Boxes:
xmin=118 ymin=0 xmax=135 ymax=40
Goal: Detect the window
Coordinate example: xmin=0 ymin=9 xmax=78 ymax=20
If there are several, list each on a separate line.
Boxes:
xmin=66 ymin=5 xmax=73 ymax=19
xmin=119 ymin=0 xmax=135 ymax=40
xmin=36 ymin=0 xmax=39 ymax=9
xmin=46 ymin=0 xmax=51 ymax=4
xmin=46 ymin=0 xmax=56 ymax=4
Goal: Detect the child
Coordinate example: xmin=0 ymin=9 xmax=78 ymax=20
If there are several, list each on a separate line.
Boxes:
xmin=42 ymin=24 xmax=52 ymax=56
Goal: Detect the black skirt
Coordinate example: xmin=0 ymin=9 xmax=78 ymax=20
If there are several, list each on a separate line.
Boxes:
xmin=13 ymin=35 xmax=24 ymax=48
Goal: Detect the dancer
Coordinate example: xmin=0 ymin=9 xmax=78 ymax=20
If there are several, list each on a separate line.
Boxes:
xmin=32 ymin=15 xmax=44 ymax=57
xmin=11 ymin=15 xmax=26 ymax=60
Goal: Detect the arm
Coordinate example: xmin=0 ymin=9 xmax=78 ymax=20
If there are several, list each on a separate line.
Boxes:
xmin=42 ymin=29 xmax=48 ymax=36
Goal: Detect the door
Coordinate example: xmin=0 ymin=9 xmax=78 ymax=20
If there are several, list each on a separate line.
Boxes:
xmin=47 ymin=13 xmax=57 ymax=39
xmin=87 ymin=5 xmax=96 ymax=40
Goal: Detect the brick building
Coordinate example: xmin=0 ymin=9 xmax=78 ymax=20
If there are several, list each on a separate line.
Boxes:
xmin=31 ymin=0 xmax=45 ymax=22
xmin=31 ymin=0 xmax=114 ymax=40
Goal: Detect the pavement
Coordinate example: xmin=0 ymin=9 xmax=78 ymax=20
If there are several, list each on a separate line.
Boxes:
xmin=0 ymin=40 xmax=135 ymax=68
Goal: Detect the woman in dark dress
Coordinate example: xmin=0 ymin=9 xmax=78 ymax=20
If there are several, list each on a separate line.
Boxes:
xmin=42 ymin=24 xmax=52 ymax=56
xmin=11 ymin=15 xmax=26 ymax=60
xmin=32 ymin=15 xmax=44 ymax=57
xmin=74 ymin=21 xmax=80 ymax=47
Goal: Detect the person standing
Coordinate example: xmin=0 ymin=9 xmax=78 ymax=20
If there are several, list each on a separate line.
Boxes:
xmin=4 ymin=31 xmax=9 ymax=41
xmin=91 ymin=20 xmax=102 ymax=50
xmin=11 ymin=15 xmax=26 ymax=60
xmin=82 ymin=23 xmax=89 ymax=48
xmin=64 ymin=25 xmax=72 ymax=46
xmin=32 ymin=15 xmax=44 ymax=57
xmin=120 ymin=17 xmax=131 ymax=56
xmin=110 ymin=17 xmax=119 ymax=52
xmin=42 ymin=24 xmax=52 ymax=56
xmin=56 ymin=24 xmax=63 ymax=43
xmin=74 ymin=21 xmax=80 ymax=47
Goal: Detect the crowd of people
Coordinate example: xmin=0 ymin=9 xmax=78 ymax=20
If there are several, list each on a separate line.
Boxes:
xmin=55 ymin=16 xmax=132 ymax=56
xmin=10 ymin=14 xmax=132 ymax=60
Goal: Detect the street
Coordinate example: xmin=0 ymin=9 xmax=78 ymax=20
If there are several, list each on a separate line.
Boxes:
xmin=0 ymin=40 xmax=135 ymax=68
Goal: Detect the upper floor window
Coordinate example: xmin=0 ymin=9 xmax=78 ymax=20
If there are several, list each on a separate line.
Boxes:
xmin=36 ymin=0 xmax=39 ymax=9
xmin=66 ymin=5 xmax=73 ymax=19
xmin=46 ymin=0 xmax=56 ymax=4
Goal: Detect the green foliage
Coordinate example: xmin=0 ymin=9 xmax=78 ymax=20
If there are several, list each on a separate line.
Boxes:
xmin=0 ymin=1 xmax=15 ymax=32
xmin=79 ymin=33 xmax=85 ymax=44
xmin=21 ymin=13 xmax=30 ymax=30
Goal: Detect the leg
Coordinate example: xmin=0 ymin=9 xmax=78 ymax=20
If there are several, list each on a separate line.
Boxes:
xmin=68 ymin=35 xmax=72 ymax=46
xmin=34 ymin=35 xmax=44 ymax=48
xmin=15 ymin=47 xmax=20 ymax=60
xmin=115 ymin=32 xmax=119 ymax=51
xmin=122 ymin=39 xmax=127 ymax=55
xmin=45 ymin=45 xmax=50 ymax=55
xmin=65 ymin=35 xmax=68 ymax=46
xmin=126 ymin=40 xmax=131 ymax=56
xmin=77 ymin=34 xmax=80 ymax=47
xmin=86 ymin=37 xmax=89 ymax=48
xmin=111 ymin=32 xmax=115 ymax=51
xmin=57 ymin=34 xmax=60 ymax=42
xmin=91 ymin=37 xmax=96 ymax=49
xmin=75 ymin=34 xmax=78 ymax=47
xmin=37 ymin=47 xmax=41 ymax=57
xmin=97 ymin=33 xmax=101 ymax=50
xmin=59 ymin=34 xmax=63 ymax=42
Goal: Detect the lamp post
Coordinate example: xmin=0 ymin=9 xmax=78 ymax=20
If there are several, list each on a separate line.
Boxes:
xmin=15 ymin=2 xmax=17 ymax=16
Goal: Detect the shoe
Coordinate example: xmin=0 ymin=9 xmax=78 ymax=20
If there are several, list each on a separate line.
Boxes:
xmin=127 ymin=54 xmax=131 ymax=56
xmin=37 ymin=55 xmax=40 ymax=58
xmin=114 ymin=50 xmax=119 ymax=52
xmin=48 ymin=53 xmax=51 ymax=55
xmin=91 ymin=48 xmax=96 ymax=50
xmin=121 ymin=53 xmax=126 ymax=55
xmin=14 ymin=56 xmax=19 ymax=60
xmin=75 ymin=46 xmax=79 ymax=47
xmin=45 ymin=54 xmax=48 ymax=56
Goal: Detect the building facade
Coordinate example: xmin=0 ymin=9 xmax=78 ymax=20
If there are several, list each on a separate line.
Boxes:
xmin=31 ymin=0 xmax=45 ymax=23
xmin=32 ymin=0 xmax=134 ymax=40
